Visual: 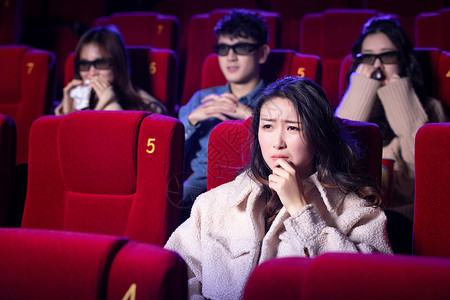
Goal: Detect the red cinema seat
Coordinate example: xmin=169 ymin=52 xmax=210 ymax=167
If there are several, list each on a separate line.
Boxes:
xmin=181 ymin=9 xmax=281 ymax=106
xmin=436 ymin=50 xmax=450 ymax=116
xmin=0 ymin=46 xmax=55 ymax=165
xmin=22 ymin=0 xmax=106 ymax=96
xmin=93 ymin=11 xmax=180 ymax=53
xmin=64 ymin=46 xmax=179 ymax=116
xmin=0 ymin=115 xmax=16 ymax=226
xmin=0 ymin=0 xmax=23 ymax=44
xmin=413 ymin=123 xmax=450 ymax=258
xmin=108 ymin=240 xmax=188 ymax=300
xmin=207 ymin=117 xmax=382 ymax=191
xmin=415 ymin=8 xmax=450 ymax=52
xmin=201 ymin=49 xmax=322 ymax=90
xmin=299 ymin=9 xmax=381 ymax=107
xmin=243 ymin=253 xmax=450 ymax=300
xmin=269 ymin=0 xmax=348 ymax=51
xmin=0 ymin=228 xmax=128 ymax=300
xmin=22 ymin=111 xmax=184 ymax=246
xmin=0 ymin=228 xmax=188 ymax=300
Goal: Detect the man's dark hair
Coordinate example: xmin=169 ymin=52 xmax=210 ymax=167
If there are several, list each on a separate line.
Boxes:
xmin=214 ymin=9 xmax=268 ymax=44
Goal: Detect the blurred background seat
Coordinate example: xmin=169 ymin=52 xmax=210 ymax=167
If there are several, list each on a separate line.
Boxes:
xmin=413 ymin=123 xmax=450 ymax=258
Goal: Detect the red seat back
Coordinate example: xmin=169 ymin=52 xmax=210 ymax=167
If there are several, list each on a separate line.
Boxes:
xmin=207 ymin=117 xmax=382 ymax=191
xmin=181 ymin=9 xmax=281 ymax=106
xmin=300 ymin=9 xmax=382 ymax=106
xmin=0 ymin=46 xmax=55 ymax=164
xmin=436 ymin=50 xmax=450 ymax=115
xmin=108 ymin=240 xmax=188 ymax=299
xmin=22 ymin=111 xmax=184 ymax=245
xmin=64 ymin=46 xmax=179 ymax=116
xmin=0 ymin=115 xmax=16 ymax=226
xmin=0 ymin=228 xmax=128 ymax=300
xmin=93 ymin=11 xmax=180 ymax=53
xmin=0 ymin=0 xmax=22 ymax=44
xmin=201 ymin=49 xmax=322 ymax=89
xmin=244 ymin=253 xmax=450 ymax=300
xmin=415 ymin=8 xmax=450 ymax=51
xmin=0 ymin=228 xmax=188 ymax=300
xmin=413 ymin=123 xmax=450 ymax=258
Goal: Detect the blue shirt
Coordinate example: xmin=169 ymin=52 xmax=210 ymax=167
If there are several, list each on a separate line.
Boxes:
xmin=179 ymin=80 xmax=265 ymax=179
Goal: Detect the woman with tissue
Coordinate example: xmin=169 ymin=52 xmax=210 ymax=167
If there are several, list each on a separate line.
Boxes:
xmin=55 ymin=25 xmax=167 ymax=115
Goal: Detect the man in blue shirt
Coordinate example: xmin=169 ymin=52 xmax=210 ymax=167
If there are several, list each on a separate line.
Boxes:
xmin=179 ymin=9 xmax=270 ymax=221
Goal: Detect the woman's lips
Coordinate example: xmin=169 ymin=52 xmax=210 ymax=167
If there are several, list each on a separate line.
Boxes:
xmin=271 ymin=155 xmax=289 ymax=161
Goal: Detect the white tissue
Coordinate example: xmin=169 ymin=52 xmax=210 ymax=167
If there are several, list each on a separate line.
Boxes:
xmin=69 ymin=85 xmax=92 ymax=110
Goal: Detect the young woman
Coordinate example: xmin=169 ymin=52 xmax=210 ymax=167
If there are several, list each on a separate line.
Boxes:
xmin=166 ymin=77 xmax=392 ymax=300
xmin=335 ymin=16 xmax=447 ymax=220
xmin=55 ymin=25 xmax=167 ymax=115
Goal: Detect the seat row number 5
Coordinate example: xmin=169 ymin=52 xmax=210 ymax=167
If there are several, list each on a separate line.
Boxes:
xmin=146 ymin=138 xmax=156 ymax=154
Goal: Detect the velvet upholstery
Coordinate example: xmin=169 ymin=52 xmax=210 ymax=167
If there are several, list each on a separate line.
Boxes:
xmin=436 ymin=50 xmax=450 ymax=116
xmin=0 ymin=114 xmax=16 ymax=226
xmin=108 ymin=240 xmax=188 ymax=299
xmin=413 ymin=123 xmax=450 ymax=257
xmin=243 ymin=253 xmax=450 ymax=300
xmin=207 ymin=117 xmax=382 ymax=191
xmin=93 ymin=11 xmax=180 ymax=53
xmin=300 ymin=9 xmax=381 ymax=106
xmin=415 ymin=8 xmax=450 ymax=52
xmin=0 ymin=45 xmax=55 ymax=164
xmin=0 ymin=228 xmax=188 ymax=300
xmin=22 ymin=111 xmax=184 ymax=245
xmin=181 ymin=9 xmax=281 ymax=106
xmin=201 ymin=49 xmax=322 ymax=90
xmin=64 ymin=46 xmax=179 ymax=116
xmin=0 ymin=228 xmax=128 ymax=300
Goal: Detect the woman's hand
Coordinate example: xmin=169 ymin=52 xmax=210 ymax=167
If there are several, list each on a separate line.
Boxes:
xmin=384 ymin=73 xmax=401 ymax=86
xmin=355 ymin=63 xmax=377 ymax=78
xmin=90 ymin=75 xmax=116 ymax=110
xmin=90 ymin=74 xmax=112 ymax=99
xmin=61 ymin=79 xmax=83 ymax=115
xmin=268 ymin=159 xmax=308 ymax=216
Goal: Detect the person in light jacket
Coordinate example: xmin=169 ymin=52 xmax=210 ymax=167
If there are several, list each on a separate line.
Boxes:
xmin=335 ymin=16 xmax=447 ymax=220
xmin=165 ymin=77 xmax=392 ymax=300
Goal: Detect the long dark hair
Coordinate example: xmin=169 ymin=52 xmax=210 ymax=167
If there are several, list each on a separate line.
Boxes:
xmin=347 ymin=16 xmax=427 ymax=104
xmin=250 ymin=77 xmax=381 ymax=227
xmin=74 ymin=25 xmax=145 ymax=110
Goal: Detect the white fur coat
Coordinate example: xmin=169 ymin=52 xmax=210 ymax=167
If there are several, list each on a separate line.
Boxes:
xmin=165 ymin=171 xmax=392 ymax=300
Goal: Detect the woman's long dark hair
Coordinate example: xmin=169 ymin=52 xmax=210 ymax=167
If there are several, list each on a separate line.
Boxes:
xmin=347 ymin=16 xmax=427 ymax=105
xmin=250 ymin=77 xmax=382 ymax=227
xmin=74 ymin=25 xmax=145 ymax=110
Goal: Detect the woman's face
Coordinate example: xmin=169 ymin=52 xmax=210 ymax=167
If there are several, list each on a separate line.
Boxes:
xmin=361 ymin=32 xmax=400 ymax=80
xmin=258 ymin=97 xmax=315 ymax=180
xmin=78 ymin=43 xmax=114 ymax=83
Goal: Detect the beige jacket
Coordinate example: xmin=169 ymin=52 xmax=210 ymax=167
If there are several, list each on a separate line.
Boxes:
xmin=165 ymin=171 xmax=392 ymax=300
xmin=336 ymin=74 xmax=447 ymax=212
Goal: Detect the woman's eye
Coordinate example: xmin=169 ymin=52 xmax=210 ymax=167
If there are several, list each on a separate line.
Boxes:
xmin=287 ymin=126 xmax=300 ymax=131
xmin=262 ymin=124 xmax=272 ymax=129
